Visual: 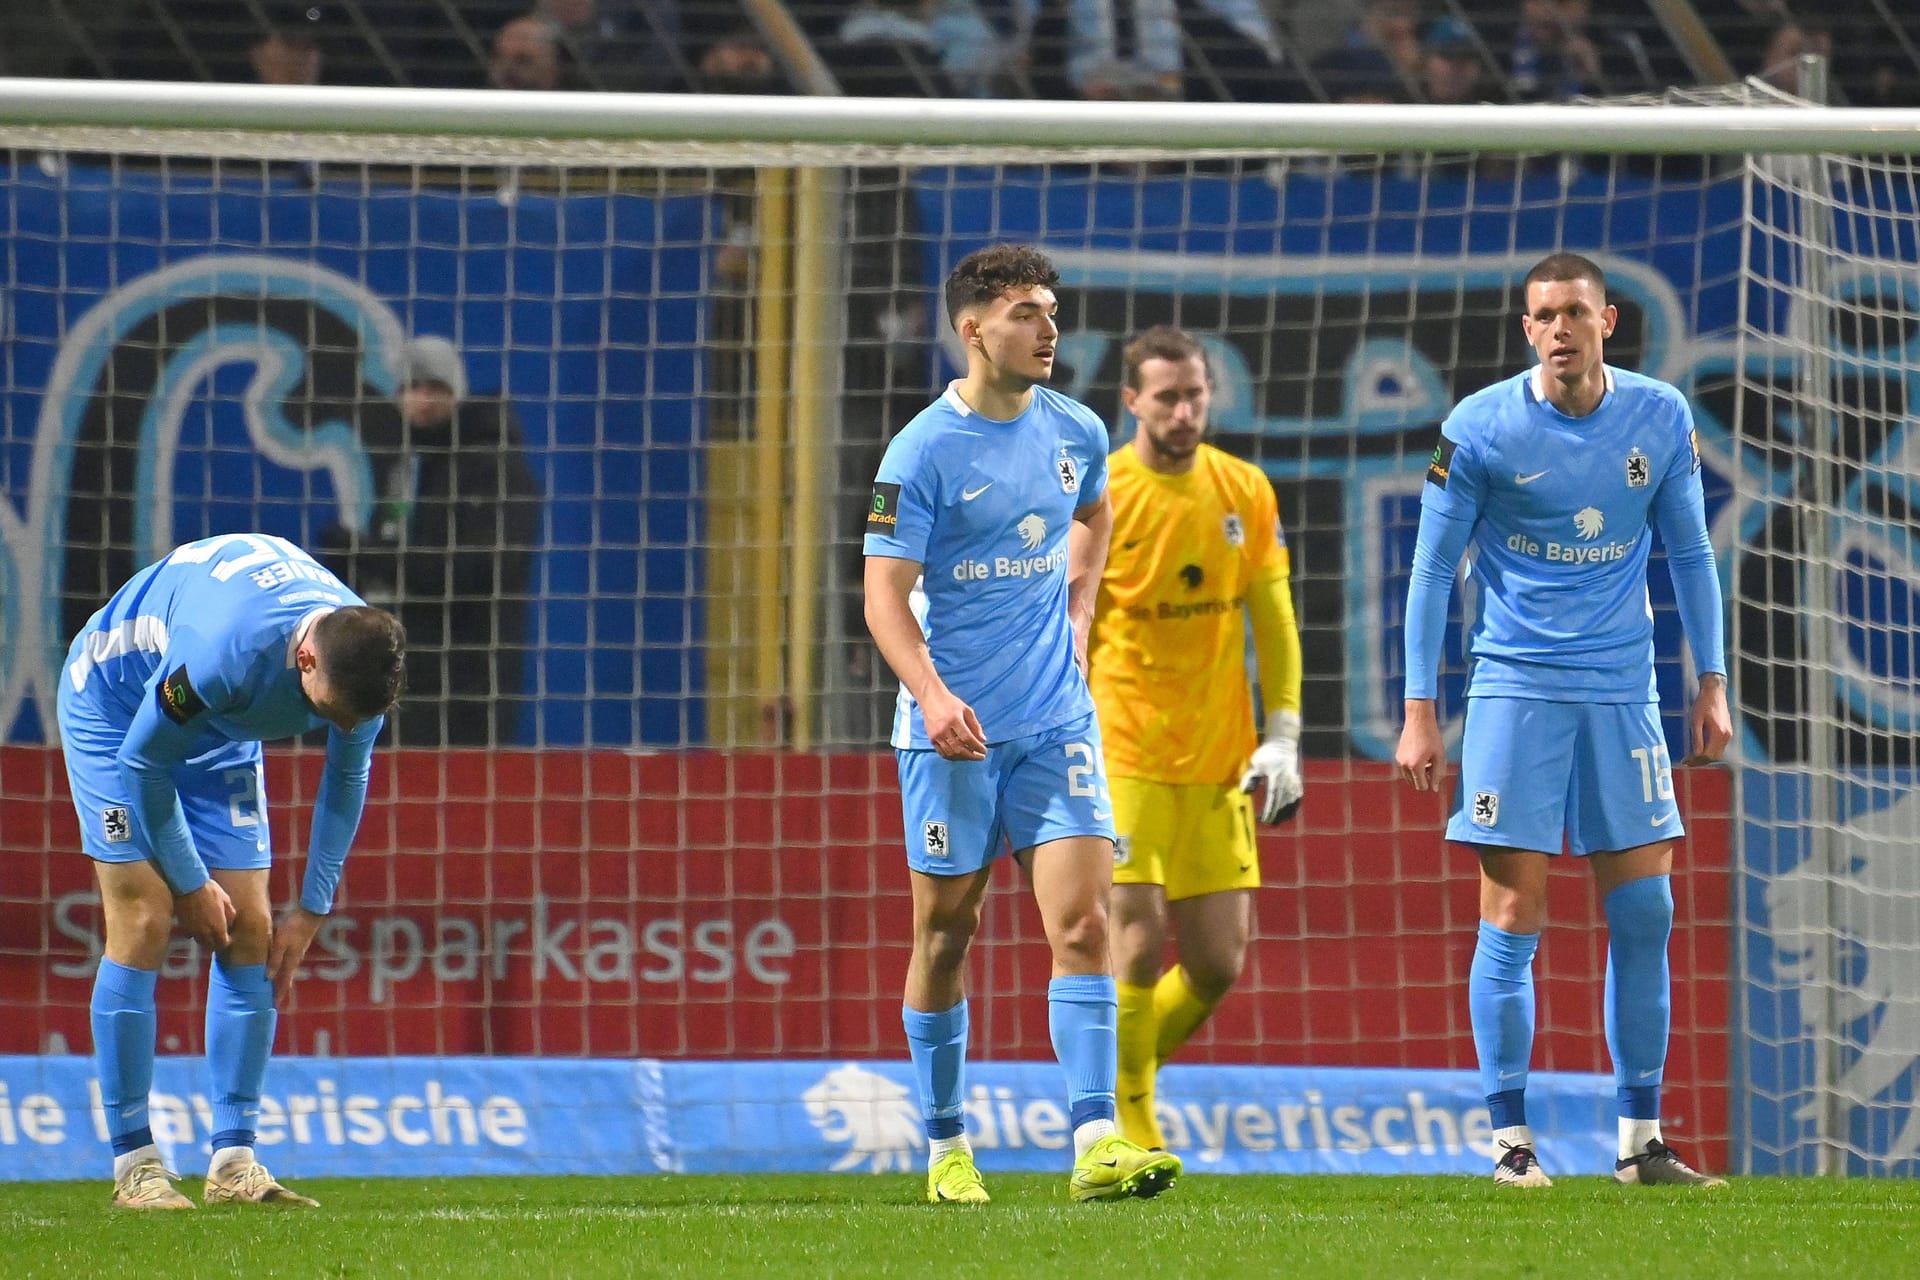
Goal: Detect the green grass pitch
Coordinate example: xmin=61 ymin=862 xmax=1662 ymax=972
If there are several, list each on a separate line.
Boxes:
xmin=9 ymin=1174 xmax=1920 ymax=1278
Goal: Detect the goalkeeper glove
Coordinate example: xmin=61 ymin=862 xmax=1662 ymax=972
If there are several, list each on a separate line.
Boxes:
xmin=1239 ymin=710 xmax=1304 ymax=825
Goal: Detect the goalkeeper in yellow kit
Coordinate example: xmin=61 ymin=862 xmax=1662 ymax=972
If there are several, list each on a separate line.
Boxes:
xmin=1089 ymin=326 xmax=1305 ymax=1150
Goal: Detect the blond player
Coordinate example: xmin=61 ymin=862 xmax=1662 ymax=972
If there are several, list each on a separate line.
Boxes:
xmin=1089 ymin=326 xmax=1305 ymax=1150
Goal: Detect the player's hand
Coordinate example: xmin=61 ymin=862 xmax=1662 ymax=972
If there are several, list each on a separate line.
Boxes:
xmin=175 ymin=880 xmax=236 ymax=951
xmin=1684 ymin=674 xmax=1733 ymax=766
xmin=922 ymin=689 xmax=988 ymax=762
xmin=1396 ymin=700 xmax=1447 ymax=793
xmin=1239 ymin=711 xmax=1304 ymax=824
xmin=267 ymin=907 xmax=327 ymax=1003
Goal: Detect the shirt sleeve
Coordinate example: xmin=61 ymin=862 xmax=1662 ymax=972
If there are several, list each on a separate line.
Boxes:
xmin=1650 ymin=397 xmax=1727 ymax=678
xmin=302 ymin=716 xmax=381 ymax=915
xmin=1404 ymin=416 xmax=1485 ymax=700
xmin=1245 ymin=478 xmax=1302 ymax=716
xmin=113 ymin=629 xmax=238 ymax=896
xmin=1077 ymin=410 xmax=1109 ymax=505
xmin=864 ymin=431 xmax=937 ymax=563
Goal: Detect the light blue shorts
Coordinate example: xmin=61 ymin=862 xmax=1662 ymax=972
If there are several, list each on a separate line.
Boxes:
xmin=895 ymin=710 xmax=1115 ymax=876
xmin=57 ymin=682 xmax=271 ymax=873
xmin=1447 ymin=697 xmax=1682 ymax=857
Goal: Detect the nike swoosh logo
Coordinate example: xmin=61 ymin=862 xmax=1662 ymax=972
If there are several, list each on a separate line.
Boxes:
xmin=1651 ymin=812 xmax=1676 ymax=827
xmin=1093 ymin=811 xmax=1111 ymax=820
xmin=1237 ymin=863 xmax=1253 ymax=874
xmin=1514 ymin=470 xmax=1550 ymax=485
xmin=1126 ymin=1092 xmax=1149 ymax=1104
xmin=1096 ymin=1159 xmax=1119 ymax=1168
xmin=1121 ymin=539 xmax=1142 ymax=550
xmin=961 ymin=483 xmax=992 ymax=501
xmin=1637 ymin=1068 xmax=1661 ymax=1080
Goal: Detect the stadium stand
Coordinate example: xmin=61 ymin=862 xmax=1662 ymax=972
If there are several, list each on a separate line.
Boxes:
xmin=11 ymin=0 xmax=1919 ymax=109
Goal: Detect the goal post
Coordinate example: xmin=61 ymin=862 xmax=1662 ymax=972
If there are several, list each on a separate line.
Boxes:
xmin=0 ymin=75 xmax=1915 ymax=1179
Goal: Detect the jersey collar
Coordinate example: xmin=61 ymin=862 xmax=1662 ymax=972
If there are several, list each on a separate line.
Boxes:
xmin=288 ymin=606 xmax=335 ymax=667
xmin=1528 ymin=362 xmax=1614 ymax=411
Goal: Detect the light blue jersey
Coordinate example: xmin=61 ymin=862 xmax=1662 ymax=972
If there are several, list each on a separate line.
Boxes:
xmin=1406 ymin=366 xmax=1726 ymax=702
xmin=57 ymin=533 xmax=382 ymax=912
xmin=864 ymin=383 xmax=1109 ymax=748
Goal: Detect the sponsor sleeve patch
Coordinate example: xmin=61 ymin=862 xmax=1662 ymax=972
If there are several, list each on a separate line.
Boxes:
xmin=1425 ymin=435 xmax=1457 ymax=489
xmin=1689 ymin=427 xmax=1700 ymax=474
xmin=157 ymin=665 xmax=208 ymax=725
xmin=866 ymin=482 xmax=902 ymax=536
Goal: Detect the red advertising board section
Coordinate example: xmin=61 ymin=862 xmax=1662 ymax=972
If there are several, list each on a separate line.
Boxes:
xmin=0 ymin=746 xmax=1731 ymax=1164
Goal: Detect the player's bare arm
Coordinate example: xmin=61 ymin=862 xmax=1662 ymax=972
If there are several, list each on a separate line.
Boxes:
xmin=1396 ymin=698 xmax=1447 ymax=793
xmin=863 ymin=554 xmax=986 ymax=760
xmin=1067 ymin=491 xmax=1113 ymax=676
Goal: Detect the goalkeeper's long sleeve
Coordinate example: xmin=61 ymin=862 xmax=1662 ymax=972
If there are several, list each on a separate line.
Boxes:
xmin=1245 ymin=566 xmax=1303 ymax=717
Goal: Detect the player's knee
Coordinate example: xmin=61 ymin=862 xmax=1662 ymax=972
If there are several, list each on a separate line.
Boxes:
xmin=222 ymin=907 xmax=272 ymax=965
xmin=106 ymin=900 xmax=174 ymax=965
xmin=1110 ymin=917 xmax=1166 ymax=982
xmin=1049 ymin=901 xmax=1109 ymax=966
xmin=1185 ymin=949 xmax=1245 ymax=1002
xmin=915 ymin=917 xmax=978 ymax=975
xmin=1480 ymin=887 xmax=1546 ymax=935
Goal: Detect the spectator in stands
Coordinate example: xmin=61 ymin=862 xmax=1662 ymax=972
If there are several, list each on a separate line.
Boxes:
xmin=835 ymin=0 xmax=1010 ymax=98
xmin=250 ymin=4 xmax=327 ymax=87
xmin=697 ymin=29 xmax=783 ymax=94
xmin=1419 ymin=17 xmax=1488 ymax=104
xmin=1065 ymin=0 xmax=1286 ymax=101
xmin=1557 ymin=0 xmax=1662 ymax=98
xmin=1861 ymin=58 xmax=1920 ymax=108
xmin=1311 ymin=44 xmax=1405 ymax=102
xmin=490 ymin=15 xmax=567 ymax=91
xmin=1313 ymin=0 xmax=1421 ymax=100
xmin=317 ymin=337 xmax=540 ymax=747
xmin=1692 ymin=0 xmax=1790 ymax=91
xmin=1507 ymin=0 xmax=1601 ymax=101
xmin=1755 ymin=17 xmax=1833 ymax=99
xmin=535 ymin=0 xmax=682 ymax=93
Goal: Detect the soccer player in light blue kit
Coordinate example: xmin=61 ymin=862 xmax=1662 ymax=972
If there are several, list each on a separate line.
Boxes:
xmin=864 ymin=244 xmax=1182 ymax=1203
xmin=59 ymin=533 xmax=406 ymax=1209
xmin=1396 ymin=254 xmax=1733 ymax=1188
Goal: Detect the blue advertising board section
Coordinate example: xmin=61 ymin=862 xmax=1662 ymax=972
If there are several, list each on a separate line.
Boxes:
xmin=0 ymin=164 xmax=712 ymax=747
xmin=0 ymin=1056 xmax=1613 ymax=1180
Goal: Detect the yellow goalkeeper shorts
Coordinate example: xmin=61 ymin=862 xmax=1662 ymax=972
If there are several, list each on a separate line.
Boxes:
xmin=1108 ymin=776 xmax=1260 ymax=901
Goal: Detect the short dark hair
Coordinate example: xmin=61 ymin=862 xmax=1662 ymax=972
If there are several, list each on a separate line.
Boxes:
xmin=313 ymin=606 xmax=407 ymax=720
xmin=944 ymin=244 xmax=1060 ymax=328
xmin=1523 ymin=252 xmax=1607 ymax=303
xmin=1122 ymin=326 xmax=1207 ymax=390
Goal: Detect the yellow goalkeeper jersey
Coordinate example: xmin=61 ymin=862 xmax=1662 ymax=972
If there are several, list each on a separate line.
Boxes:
xmin=1090 ymin=442 xmax=1291 ymax=787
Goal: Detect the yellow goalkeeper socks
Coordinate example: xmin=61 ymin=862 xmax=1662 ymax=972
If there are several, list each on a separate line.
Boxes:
xmin=1152 ymin=965 xmax=1217 ymax=1065
xmin=1115 ymin=982 xmax=1162 ymax=1148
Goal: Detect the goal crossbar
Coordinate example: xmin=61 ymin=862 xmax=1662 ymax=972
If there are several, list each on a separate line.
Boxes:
xmin=4 ymin=77 xmax=1920 ymax=165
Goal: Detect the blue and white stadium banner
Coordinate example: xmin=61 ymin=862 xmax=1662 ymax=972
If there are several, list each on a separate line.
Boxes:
xmin=0 ymin=1056 xmax=1613 ymax=1180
